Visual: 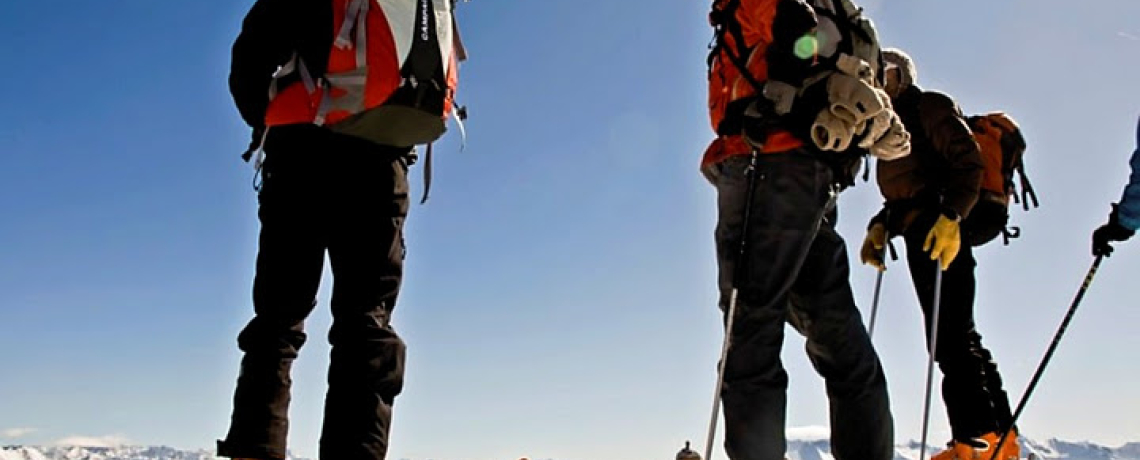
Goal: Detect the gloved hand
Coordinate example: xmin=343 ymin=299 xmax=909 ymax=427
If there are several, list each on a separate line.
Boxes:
xmin=857 ymin=108 xmax=892 ymax=147
xmin=810 ymin=108 xmax=856 ymax=151
xmin=835 ymin=53 xmax=875 ymax=83
xmin=1092 ymin=203 xmax=1135 ymax=257
xmin=864 ymin=110 xmax=911 ymax=160
xmin=860 ymin=222 xmax=888 ymax=271
xmin=924 ymin=213 xmax=962 ymax=271
xmin=825 ymin=72 xmax=887 ymax=126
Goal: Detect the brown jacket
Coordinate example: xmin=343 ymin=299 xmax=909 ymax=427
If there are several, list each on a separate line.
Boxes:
xmin=876 ymin=85 xmax=984 ymax=227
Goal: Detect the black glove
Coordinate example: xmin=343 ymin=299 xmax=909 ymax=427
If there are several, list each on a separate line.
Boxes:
xmin=1092 ymin=203 xmax=1135 ymax=257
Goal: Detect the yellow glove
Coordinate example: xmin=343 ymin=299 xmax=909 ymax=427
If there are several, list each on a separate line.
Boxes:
xmin=860 ymin=223 xmax=888 ymax=272
xmin=924 ymin=214 xmax=961 ymax=271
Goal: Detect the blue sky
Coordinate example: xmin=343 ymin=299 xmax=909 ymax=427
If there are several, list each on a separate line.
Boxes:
xmin=1 ymin=0 xmax=1138 ymax=459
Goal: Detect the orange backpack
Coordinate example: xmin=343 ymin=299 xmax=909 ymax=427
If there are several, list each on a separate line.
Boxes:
xmin=265 ymin=0 xmax=467 ymax=147
xmin=964 ymin=112 xmax=1038 ymax=245
xmin=258 ymin=0 xmax=469 ymax=203
xmin=706 ymin=0 xmax=882 ymax=136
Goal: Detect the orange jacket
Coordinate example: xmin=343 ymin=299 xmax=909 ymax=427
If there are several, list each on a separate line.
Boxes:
xmin=704 ymin=0 xmax=818 ymax=168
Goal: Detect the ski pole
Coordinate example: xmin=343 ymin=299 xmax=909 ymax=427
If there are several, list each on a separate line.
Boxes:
xmin=701 ymin=153 xmax=838 ymax=460
xmin=868 ymin=270 xmax=884 ymax=337
xmin=867 ymin=231 xmax=890 ymax=339
xmin=704 ymin=150 xmax=761 ymax=460
xmin=918 ymin=263 xmax=944 ymax=460
xmin=989 ymin=255 xmax=1104 ymax=460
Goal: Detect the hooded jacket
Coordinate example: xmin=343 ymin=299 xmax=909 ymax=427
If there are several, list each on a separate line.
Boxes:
xmin=875 ymin=84 xmax=984 ymax=224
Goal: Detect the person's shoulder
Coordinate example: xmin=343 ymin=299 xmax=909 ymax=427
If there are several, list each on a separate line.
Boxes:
xmin=915 ymin=90 xmax=969 ymax=124
xmin=917 ymin=90 xmax=959 ymax=113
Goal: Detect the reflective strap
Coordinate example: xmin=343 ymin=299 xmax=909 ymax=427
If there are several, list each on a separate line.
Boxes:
xmin=270 ymin=52 xmax=318 ymax=96
xmin=269 ymin=52 xmax=299 ymax=100
xmin=314 ymin=71 xmax=368 ymax=125
xmin=335 ymin=0 xmax=367 ymax=49
xmin=328 ymin=72 xmax=369 ymax=87
xmin=323 ymin=0 xmax=369 ymax=125
xmin=314 ymin=84 xmax=332 ymax=125
xmin=296 ymin=55 xmax=317 ymax=95
xmin=354 ymin=0 xmax=368 ymax=67
xmin=327 ymin=71 xmax=368 ymax=112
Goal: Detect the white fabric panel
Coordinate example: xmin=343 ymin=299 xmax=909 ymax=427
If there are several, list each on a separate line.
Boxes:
xmin=375 ymin=0 xmax=453 ymax=71
xmin=375 ymin=0 xmax=415 ymax=66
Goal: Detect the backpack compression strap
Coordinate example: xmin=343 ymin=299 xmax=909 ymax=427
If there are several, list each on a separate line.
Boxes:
xmin=708 ymin=0 xmax=767 ymax=93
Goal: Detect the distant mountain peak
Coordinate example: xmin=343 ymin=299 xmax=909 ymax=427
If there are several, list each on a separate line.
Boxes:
xmin=3 ymin=438 xmax=1138 ymax=460
xmin=0 ymin=445 xmax=313 ymax=460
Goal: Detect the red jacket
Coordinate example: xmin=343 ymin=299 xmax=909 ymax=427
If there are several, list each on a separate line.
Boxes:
xmin=704 ymin=0 xmax=819 ymax=167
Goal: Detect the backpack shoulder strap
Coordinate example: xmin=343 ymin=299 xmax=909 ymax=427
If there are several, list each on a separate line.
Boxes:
xmin=708 ymin=0 xmax=767 ymax=92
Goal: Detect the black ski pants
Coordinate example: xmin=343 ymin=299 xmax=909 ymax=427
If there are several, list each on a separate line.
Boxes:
xmin=901 ymin=209 xmax=1016 ymax=441
xmin=218 ymin=124 xmax=410 ymax=460
xmin=705 ymin=151 xmax=895 ymax=460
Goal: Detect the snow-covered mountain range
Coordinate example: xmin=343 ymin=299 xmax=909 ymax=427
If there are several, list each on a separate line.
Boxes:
xmin=0 ymin=445 xmax=308 ymax=460
xmin=3 ymin=438 xmax=1139 ymax=460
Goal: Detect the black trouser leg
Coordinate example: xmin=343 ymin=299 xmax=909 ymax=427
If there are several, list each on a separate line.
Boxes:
xmin=220 ymin=128 xmax=328 ymax=460
xmin=319 ymin=141 xmax=411 ymax=460
xmin=710 ymin=152 xmax=893 ymax=460
xmin=904 ymin=211 xmax=1006 ymax=441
